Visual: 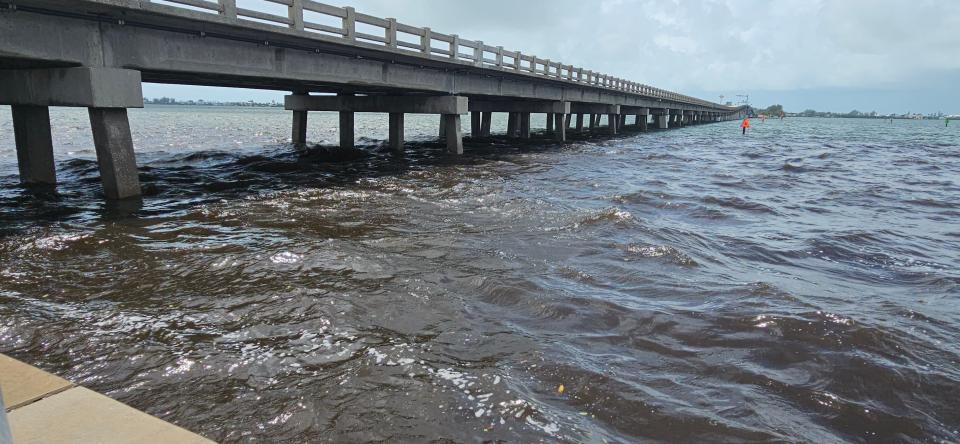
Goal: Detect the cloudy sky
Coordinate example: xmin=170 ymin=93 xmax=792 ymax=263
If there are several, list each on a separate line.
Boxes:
xmin=145 ymin=0 xmax=960 ymax=114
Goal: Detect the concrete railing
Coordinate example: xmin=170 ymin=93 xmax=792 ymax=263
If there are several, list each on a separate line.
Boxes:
xmin=144 ymin=0 xmax=724 ymax=109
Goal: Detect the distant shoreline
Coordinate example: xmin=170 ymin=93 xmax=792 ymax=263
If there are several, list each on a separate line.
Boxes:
xmin=144 ymin=101 xmax=282 ymax=108
xmin=787 ymin=115 xmax=947 ymax=120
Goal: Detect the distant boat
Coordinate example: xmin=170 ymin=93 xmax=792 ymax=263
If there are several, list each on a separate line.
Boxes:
xmin=947 ymin=114 xmax=960 ymax=119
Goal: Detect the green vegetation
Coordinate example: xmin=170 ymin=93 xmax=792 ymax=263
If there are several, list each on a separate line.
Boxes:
xmin=759 ymin=104 xmax=784 ymax=116
xmin=754 ymin=104 xmax=946 ymax=120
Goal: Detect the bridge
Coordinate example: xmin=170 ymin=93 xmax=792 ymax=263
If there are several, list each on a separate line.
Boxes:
xmin=0 ymin=0 xmax=746 ymax=200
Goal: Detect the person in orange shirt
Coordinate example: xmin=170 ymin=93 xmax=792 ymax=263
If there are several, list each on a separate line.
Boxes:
xmin=741 ymin=118 xmax=750 ymax=135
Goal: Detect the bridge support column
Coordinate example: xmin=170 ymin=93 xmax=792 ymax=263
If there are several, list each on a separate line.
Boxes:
xmin=338 ymin=93 xmax=355 ymax=148
xmin=285 ymin=94 xmax=467 ymax=153
xmin=480 ymin=112 xmax=492 ymax=136
xmin=546 ymin=113 xmax=555 ymax=133
xmin=1 ymin=67 xmax=144 ymax=199
xmin=89 ymin=108 xmax=141 ymax=200
xmin=471 ymin=111 xmax=481 ymax=137
xmin=658 ymin=114 xmax=669 ymax=129
xmin=442 ymin=114 xmax=463 ymax=154
xmin=389 ymin=112 xmax=404 ymax=152
xmin=618 ymin=114 xmax=627 ymax=130
xmin=564 ymin=113 xmax=572 ymax=130
xmin=565 ymin=104 xmax=619 ymax=136
xmin=507 ymin=112 xmax=519 ymax=137
xmin=292 ymin=110 xmax=308 ymax=144
xmin=290 ymin=92 xmax=309 ymax=146
xmin=11 ymin=105 xmax=56 ymax=185
xmin=292 ymin=110 xmax=308 ymax=146
xmin=467 ymin=101 xmax=568 ymax=141
xmin=553 ymin=113 xmax=566 ymax=141
xmin=340 ymin=112 xmax=355 ymax=148
xmin=520 ymin=112 xmax=531 ymax=139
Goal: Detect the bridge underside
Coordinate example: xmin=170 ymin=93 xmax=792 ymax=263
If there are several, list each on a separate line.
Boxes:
xmin=0 ymin=1 xmax=745 ymax=200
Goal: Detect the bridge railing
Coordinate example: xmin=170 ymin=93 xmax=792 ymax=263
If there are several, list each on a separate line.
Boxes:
xmin=145 ymin=0 xmax=724 ymax=109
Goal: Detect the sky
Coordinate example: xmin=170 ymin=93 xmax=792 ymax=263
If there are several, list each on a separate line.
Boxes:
xmin=144 ymin=0 xmax=960 ymax=114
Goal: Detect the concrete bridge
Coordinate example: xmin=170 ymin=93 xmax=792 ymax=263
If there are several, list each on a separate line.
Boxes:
xmin=0 ymin=0 xmax=747 ymax=200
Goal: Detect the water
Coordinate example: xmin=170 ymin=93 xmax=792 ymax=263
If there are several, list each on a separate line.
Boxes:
xmin=1 ymin=106 xmax=958 ymax=442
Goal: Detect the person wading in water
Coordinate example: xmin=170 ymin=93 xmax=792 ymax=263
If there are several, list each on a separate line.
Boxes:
xmin=741 ymin=117 xmax=750 ymax=135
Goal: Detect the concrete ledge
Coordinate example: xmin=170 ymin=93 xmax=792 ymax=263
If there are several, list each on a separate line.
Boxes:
xmin=0 ymin=67 xmax=144 ymax=108
xmin=0 ymin=354 xmax=73 ymax=410
xmin=468 ymin=100 xmax=569 ymax=114
xmin=1 ymin=354 xmax=212 ymax=443
xmin=285 ymin=95 xmax=468 ymax=114
xmin=8 ymin=387 xmax=213 ymax=444
xmin=570 ymin=103 xmax=620 ymax=114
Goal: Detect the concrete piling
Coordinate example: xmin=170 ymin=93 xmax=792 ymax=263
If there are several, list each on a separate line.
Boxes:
xmin=546 ymin=113 xmax=554 ymax=133
xmin=340 ymin=111 xmax=355 ymax=148
xmin=338 ymin=93 xmax=355 ymax=149
xmin=443 ymin=114 xmax=463 ymax=154
xmin=291 ymin=91 xmax=309 ymax=146
xmin=480 ymin=112 xmax=492 ymax=136
xmin=389 ymin=112 xmax=404 ymax=152
xmin=292 ymin=110 xmax=308 ymax=146
xmin=507 ymin=112 xmax=519 ymax=136
xmin=520 ymin=112 xmax=531 ymax=139
xmin=12 ymin=105 xmax=56 ymax=185
xmin=554 ymin=113 xmax=566 ymax=141
xmin=88 ymin=108 xmax=140 ymax=200
xmin=576 ymin=114 xmax=584 ymax=132
xmin=471 ymin=111 xmax=481 ymax=136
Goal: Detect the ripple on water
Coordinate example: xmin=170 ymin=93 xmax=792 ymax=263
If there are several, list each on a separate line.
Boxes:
xmin=0 ymin=112 xmax=958 ymax=442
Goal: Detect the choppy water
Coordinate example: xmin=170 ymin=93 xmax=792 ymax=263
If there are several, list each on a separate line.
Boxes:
xmin=1 ymin=105 xmax=958 ymax=443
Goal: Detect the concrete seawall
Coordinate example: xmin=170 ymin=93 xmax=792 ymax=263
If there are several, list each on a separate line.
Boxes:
xmin=0 ymin=354 xmax=213 ymax=443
